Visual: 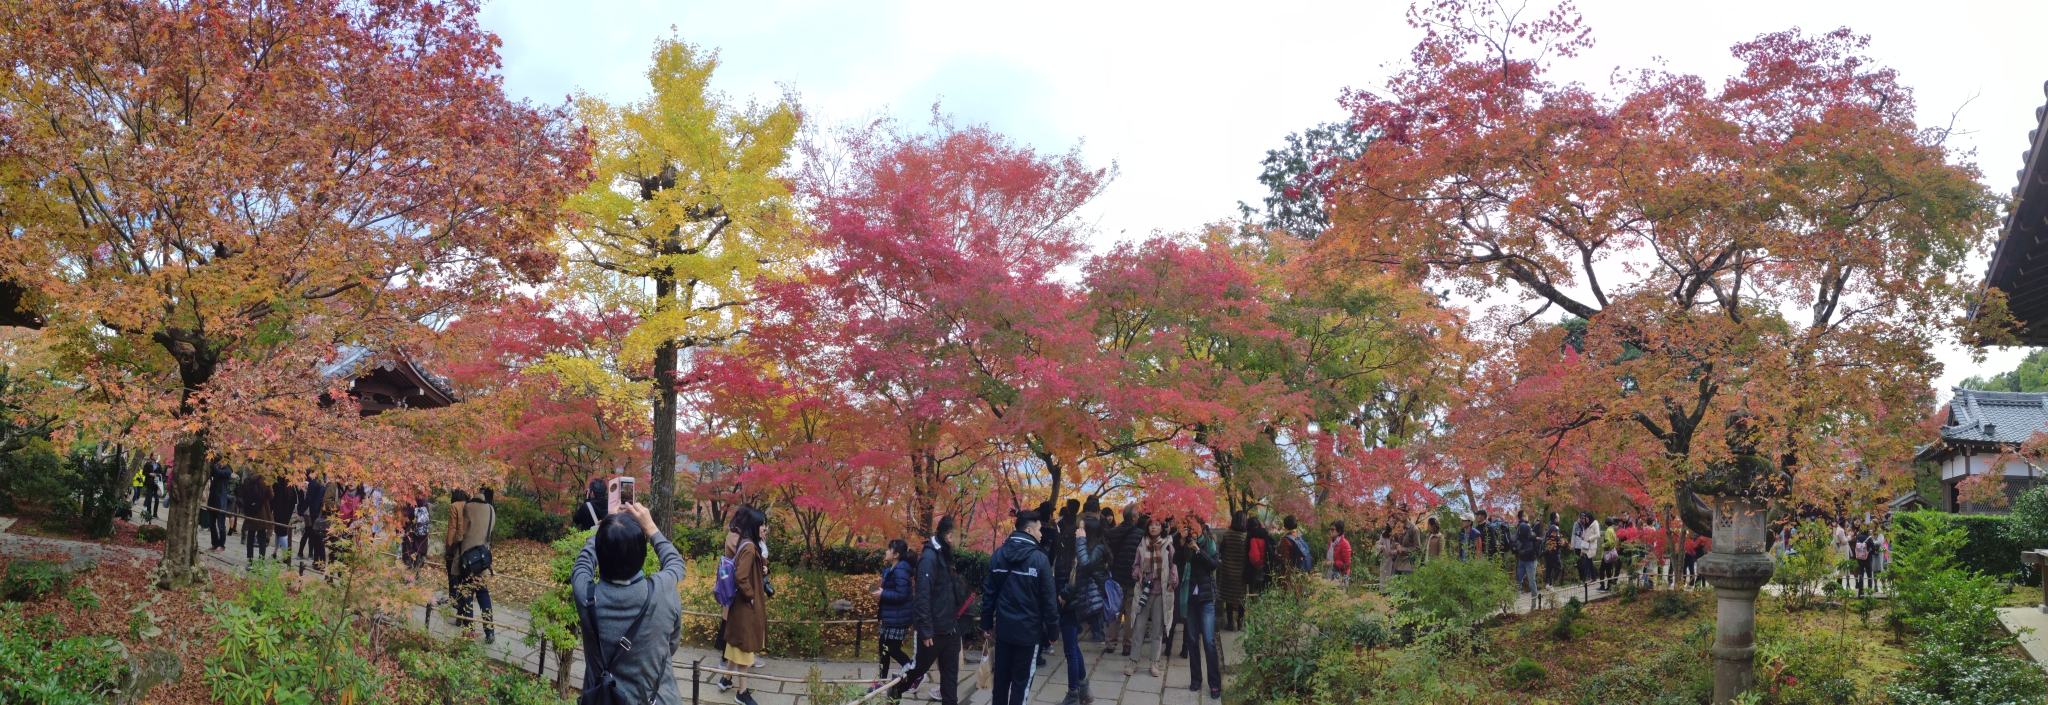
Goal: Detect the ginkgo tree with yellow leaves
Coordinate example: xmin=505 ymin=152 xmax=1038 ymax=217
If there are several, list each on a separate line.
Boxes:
xmin=559 ymin=38 xmax=807 ymax=531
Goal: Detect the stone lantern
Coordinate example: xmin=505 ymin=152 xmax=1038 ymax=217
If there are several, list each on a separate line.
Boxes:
xmin=1677 ymin=419 xmax=1786 ymax=705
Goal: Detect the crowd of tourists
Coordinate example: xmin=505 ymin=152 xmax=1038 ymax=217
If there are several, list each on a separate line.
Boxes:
xmin=128 ymin=455 xmax=496 ymax=642
xmin=1320 ymin=507 xmax=1698 ymax=604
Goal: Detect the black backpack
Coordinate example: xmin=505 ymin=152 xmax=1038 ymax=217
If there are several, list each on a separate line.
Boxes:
xmin=578 ymin=581 xmax=657 ymax=705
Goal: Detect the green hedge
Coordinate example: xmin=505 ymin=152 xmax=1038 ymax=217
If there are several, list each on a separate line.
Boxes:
xmin=1896 ymin=511 xmax=2036 ymax=586
xmin=490 ymin=496 xmax=569 ymax=543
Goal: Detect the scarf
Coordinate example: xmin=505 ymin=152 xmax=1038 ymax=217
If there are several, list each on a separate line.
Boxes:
xmin=1142 ymin=536 xmax=1171 ymax=592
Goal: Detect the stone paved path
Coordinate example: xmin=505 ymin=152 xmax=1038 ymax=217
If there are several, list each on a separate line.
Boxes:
xmin=21 ymin=501 xmax=1242 ymax=704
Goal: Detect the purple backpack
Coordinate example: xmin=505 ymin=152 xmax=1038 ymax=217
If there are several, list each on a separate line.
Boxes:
xmin=714 ymin=551 xmax=740 ymax=607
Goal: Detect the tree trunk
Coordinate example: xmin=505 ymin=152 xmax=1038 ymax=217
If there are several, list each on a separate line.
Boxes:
xmin=650 ymin=279 xmax=678 ymax=534
xmin=155 ymin=433 xmax=211 ymax=589
xmin=909 ymin=448 xmax=938 ymax=538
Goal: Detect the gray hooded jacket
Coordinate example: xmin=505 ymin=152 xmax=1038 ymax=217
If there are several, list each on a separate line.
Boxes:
xmin=573 ymin=530 xmax=687 ymax=704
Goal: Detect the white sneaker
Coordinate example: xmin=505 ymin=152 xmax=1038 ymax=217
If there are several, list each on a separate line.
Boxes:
xmin=926 ymin=685 xmax=942 ymax=700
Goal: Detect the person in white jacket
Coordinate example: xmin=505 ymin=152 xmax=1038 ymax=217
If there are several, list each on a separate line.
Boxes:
xmin=1570 ymin=514 xmax=1602 ymax=588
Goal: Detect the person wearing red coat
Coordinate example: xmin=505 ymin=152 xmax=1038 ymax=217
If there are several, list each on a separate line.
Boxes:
xmin=1327 ymin=520 xmax=1353 ymax=581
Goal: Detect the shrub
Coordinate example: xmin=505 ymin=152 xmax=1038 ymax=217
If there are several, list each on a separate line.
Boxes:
xmin=1947 ymin=512 xmax=2029 ymax=584
xmin=798 ymin=545 xmax=885 ymax=574
xmin=1616 ymin=576 xmax=1644 ymax=604
xmin=0 ymin=437 xmax=65 ymax=515
xmin=493 ymin=496 xmax=569 ymax=543
xmin=803 ymin=665 xmax=865 ymax=705
xmin=1232 ymin=579 xmax=1393 ymax=700
xmin=392 ymin=639 xmax=566 ymax=705
xmin=667 ymin=526 xmax=724 ymax=559
xmin=1394 ymin=554 xmax=1516 ymax=626
xmin=1549 ymin=597 xmax=1590 ymax=641
xmin=1650 ymin=590 xmax=1700 ymax=619
xmin=1305 ymin=642 xmax=1494 ymax=704
xmin=1751 ymin=625 xmax=1864 ymax=704
xmin=0 ymin=603 xmax=127 ymax=704
xmin=1 ymin=559 xmax=68 ymax=601
xmin=1772 ymin=520 xmax=1840 ymax=607
xmin=136 ymin=524 xmax=166 ymax=543
xmin=1886 ymin=526 xmax=2048 ymax=705
xmin=204 ymin=564 xmax=382 ymax=704
xmin=1502 ymin=655 xmax=1548 ymax=691
xmin=1888 ymin=511 xmax=1969 ymax=625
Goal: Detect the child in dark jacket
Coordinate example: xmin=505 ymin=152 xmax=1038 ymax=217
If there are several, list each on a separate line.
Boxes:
xmin=874 ymin=539 xmax=916 ymax=681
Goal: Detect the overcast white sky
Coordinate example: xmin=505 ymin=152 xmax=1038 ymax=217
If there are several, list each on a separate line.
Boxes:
xmin=480 ymin=0 xmax=2048 ymax=396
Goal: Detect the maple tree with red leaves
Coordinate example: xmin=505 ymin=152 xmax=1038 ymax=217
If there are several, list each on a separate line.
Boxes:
xmin=784 ymin=117 xmax=1116 ymax=533
xmin=0 ymin=0 xmax=587 ymax=587
xmin=1316 ymin=0 xmax=1997 ymax=531
xmin=433 ymin=295 xmax=648 ymax=512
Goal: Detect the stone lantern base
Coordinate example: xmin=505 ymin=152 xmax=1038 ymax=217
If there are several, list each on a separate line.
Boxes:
xmin=1692 ymin=495 xmax=1777 ymax=705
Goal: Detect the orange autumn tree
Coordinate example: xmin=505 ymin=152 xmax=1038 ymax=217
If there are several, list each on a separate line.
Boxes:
xmin=0 ymin=0 xmax=586 ymax=587
xmin=1316 ymin=1 xmax=1997 ymax=528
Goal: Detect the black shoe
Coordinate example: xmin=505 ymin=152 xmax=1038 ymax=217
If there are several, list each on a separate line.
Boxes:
xmin=735 ymin=690 xmax=761 ymax=705
xmin=484 ymin=631 xmax=495 ymax=645
xmin=718 ymin=676 xmax=734 ymax=692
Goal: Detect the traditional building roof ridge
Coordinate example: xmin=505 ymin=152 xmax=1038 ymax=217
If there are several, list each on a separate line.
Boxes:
xmin=1977 ymin=80 xmax=2048 ymax=344
xmin=1937 ymin=386 xmax=2048 ymax=446
xmin=320 ymin=344 xmax=459 ymax=414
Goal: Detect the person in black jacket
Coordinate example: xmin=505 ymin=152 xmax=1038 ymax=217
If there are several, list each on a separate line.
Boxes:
xmin=1055 ymin=514 xmax=1108 ymax=705
xmin=1104 ymin=505 xmax=1143 ymax=655
xmin=1032 ymin=499 xmax=1057 ymax=668
xmin=1183 ymin=519 xmax=1223 ymax=700
xmin=297 ymin=472 xmax=326 ymax=557
xmin=892 ymin=516 xmax=964 ymax=704
xmin=206 ymin=461 xmax=234 ymax=551
xmin=1513 ymin=510 xmax=1541 ymax=600
xmin=983 ymin=510 xmax=1057 ymax=705
xmin=571 ymin=478 xmax=608 ymax=532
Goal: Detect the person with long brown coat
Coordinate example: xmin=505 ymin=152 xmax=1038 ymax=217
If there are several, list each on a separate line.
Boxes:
xmin=724 ymin=506 xmax=770 ymax=705
xmin=1217 ymin=511 xmax=1247 ymax=632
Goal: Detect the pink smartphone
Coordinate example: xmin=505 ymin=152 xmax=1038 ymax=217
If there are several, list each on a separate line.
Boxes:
xmin=607 ymin=479 xmax=622 ymax=515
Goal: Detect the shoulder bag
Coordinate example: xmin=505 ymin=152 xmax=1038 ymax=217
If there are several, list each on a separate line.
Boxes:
xmin=460 ymin=507 xmax=495 ymax=576
xmin=578 ymin=581 xmax=657 ymax=705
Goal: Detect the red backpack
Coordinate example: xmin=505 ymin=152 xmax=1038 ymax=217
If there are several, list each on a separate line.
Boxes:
xmin=1248 ymin=537 xmax=1267 ymax=571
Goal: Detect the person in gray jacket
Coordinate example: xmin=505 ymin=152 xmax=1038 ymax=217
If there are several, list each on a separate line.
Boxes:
xmin=573 ymin=501 xmax=686 ymax=704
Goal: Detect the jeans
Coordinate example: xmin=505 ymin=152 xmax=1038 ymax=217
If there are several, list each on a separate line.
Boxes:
xmin=1060 ymin=613 xmax=1086 ymax=690
xmin=245 ymin=523 xmax=271 ymax=562
xmin=1186 ymin=600 xmax=1221 ymax=692
xmin=892 ymin=633 xmax=959 ymax=705
xmin=274 ymin=522 xmax=291 ymax=554
xmin=1517 ymin=559 xmax=1539 ymax=596
xmin=453 ymin=572 xmax=494 ymax=636
xmin=1577 ymin=554 xmax=1595 ymax=583
xmin=141 ymin=488 xmax=158 ymax=521
xmin=304 ymin=527 xmax=328 ymax=565
xmin=988 ymin=640 xmax=1037 ymax=705
xmin=208 ymin=509 xmax=227 ymax=549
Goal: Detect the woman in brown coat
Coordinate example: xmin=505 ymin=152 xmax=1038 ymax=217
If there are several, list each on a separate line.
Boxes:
xmin=723 ymin=506 xmax=769 ymax=705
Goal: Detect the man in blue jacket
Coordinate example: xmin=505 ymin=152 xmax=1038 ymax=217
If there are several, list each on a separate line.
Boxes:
xmin=982 ymin=510 xmax=1058 ymax=705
